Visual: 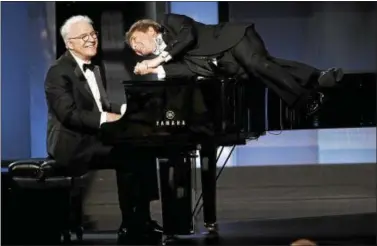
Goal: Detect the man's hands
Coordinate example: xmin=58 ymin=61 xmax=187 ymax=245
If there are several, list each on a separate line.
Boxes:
xmin=133 ymin=56 xmax=164 ymax=75
xmin=134 ymin=62 xmax=147 ymax=75
xmin=141 ymin=56 xmax=164 ymax=69
xmin=134 ymin=62 xmax=157 ymax=75
xmin=106 ymin=112 xmax=122 ymax=122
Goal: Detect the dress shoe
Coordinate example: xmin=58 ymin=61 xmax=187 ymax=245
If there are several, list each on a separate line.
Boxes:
xmin=162 ymin=235 xmax=178 ymax=245
xmin=318 ymin=67 xmax=344 ymax=88
xmin=118 ymin=225 xmax=162 ymax=245
xmin=119 ymin=220 xmax=162 ymax=242
xmin=306 ymin=91 xmax=327 ymax=116
xmin=129 ymin=221 xmax=162 ymax=245
xmin=117 ymin=227 xmax=136 ymax=244
xmin=144 ymin=220 xmax=163 ymax=235
xmin=204 ymin=222 xmax=219 ymax=235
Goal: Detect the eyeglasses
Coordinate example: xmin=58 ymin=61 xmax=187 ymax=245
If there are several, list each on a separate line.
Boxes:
xmin=69 ymin=31 xmax=98 ymax=42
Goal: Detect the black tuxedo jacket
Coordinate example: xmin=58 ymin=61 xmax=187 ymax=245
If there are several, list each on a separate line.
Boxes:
xmin=159 ymin=13 xmax=252 ymax=57
xmin=45 ymin=51 xmax=121 ymax=166
xmin=158 ymin=13 xmax=252 ymax=78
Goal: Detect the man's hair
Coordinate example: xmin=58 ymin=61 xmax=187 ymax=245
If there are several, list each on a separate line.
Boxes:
xmin=125 ymin=19 xmax=161 ymax=46
xmin=60 ymin=15 xmax=93 ymax=43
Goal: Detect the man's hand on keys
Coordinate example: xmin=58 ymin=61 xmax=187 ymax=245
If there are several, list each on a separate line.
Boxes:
xmin=106 ymin=112 xmax=122 ymax=122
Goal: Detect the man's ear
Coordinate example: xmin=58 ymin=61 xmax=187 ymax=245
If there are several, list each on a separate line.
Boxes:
xmin=66 ymin=40 xmax=73 ymax=50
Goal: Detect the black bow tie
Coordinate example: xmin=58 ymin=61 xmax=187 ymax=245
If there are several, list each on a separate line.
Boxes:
xmin=83 ymin=63 xmax=95 ymax=72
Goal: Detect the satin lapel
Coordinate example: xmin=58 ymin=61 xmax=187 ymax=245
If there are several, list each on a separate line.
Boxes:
xmin=73 ymin=65 xmax=95 ymax=102
xmin=93 ymin=65 xmax=111 ymax=111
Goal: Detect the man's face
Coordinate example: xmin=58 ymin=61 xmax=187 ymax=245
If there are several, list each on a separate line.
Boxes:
xmin=66 ymin=21 xmax=98 ymax=60
xmin=130 ymin=27 xmax=157 ymax=56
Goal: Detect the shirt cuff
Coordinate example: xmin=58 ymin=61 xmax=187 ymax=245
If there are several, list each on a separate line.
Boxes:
xmin=100 ymin=112 xmax=107 ymax=126
xmin=156 ymin=65 xmax=166 ymax=79
xmin=120 ymin=104 xmax=127 ymax=115
xmin=160 ymin=51 xmax=172 ymax=62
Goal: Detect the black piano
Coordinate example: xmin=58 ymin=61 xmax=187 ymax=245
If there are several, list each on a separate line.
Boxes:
xmin=100 ymin=73 xmax=375 ymax=242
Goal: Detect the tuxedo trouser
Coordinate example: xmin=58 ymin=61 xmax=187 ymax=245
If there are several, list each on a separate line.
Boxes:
xmin=94 ymin=145 xmax=159 ymax=228
xmin=231 ymin=26 xmax=320 ymax=108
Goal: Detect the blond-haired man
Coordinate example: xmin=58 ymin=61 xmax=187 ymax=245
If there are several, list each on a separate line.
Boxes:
xmin=126 ymin=14 xmax=343 ymax=116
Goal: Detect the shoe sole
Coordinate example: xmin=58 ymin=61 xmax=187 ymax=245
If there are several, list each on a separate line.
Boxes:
xmin=318 ymin=67 xmax=344 ymax=87
xmin=334 ymin=68 xmax=344 ymax=82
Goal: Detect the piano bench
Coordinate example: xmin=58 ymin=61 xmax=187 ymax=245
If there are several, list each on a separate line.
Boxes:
xmin=7 ymin=159 xmax=89 ymax=244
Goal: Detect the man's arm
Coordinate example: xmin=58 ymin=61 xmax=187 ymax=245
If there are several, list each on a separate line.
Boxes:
xmin=45 ymin=66 xmax=101 ymax=130
xmin=161 ymin=14 xmax=198 ymax=60
xmin=160 ymin=62 xmax=196 ymax=79
xmin=147 ymin=63 xmax=196 ymax=79
xmin=135 ymin=60 xmax=195 ymax=79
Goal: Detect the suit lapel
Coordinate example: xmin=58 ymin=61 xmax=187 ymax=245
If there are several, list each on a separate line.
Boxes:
xmin=160 ymin=25 xmax=177 ymax=51
xmin=73 ymin=63 xmax=96 ymax=103
xmin=93 ymin=65 xmax=111 ymax=111
xmin=64 ymin=51 xmax=111 ymax=111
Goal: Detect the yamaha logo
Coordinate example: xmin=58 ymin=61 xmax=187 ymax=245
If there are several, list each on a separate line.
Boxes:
xmin=166 ymin=110 xmax=175 ymax=120
xmin=156 ymin=110 xmax=186 ymax=127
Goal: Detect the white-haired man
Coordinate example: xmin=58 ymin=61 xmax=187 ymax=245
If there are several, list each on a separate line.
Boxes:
xmin=44 ymin=15 xmax=162 ymax=242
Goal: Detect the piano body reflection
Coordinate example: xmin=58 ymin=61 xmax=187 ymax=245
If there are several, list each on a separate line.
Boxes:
xmin=100 ymin=74 xmax=375 ymax=241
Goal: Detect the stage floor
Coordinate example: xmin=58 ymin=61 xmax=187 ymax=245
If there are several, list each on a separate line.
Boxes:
xmin=2 ymin=164 xmax=375 ymax=245
xmin=85 ymin=164 xmax=376 ymax=231
xmin=76 ymin=213 xmax=375 ymax=245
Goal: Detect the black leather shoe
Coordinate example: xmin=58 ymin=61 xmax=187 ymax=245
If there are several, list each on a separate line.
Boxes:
xmin=204 ymin=222 xmax=218 ymax=234
xmin=119 ymin=226 xmax=161 ymax=245
xmin=306 ymin=91 xmax=327 ymax=116
xmin=318 ymin=67 xmax=344 ymax=88
xmin=120 ymin=220 xmax=162 ymax=242
xmin=162 ymin=235 xmax=178 ymax=245
xmin=145 ymin=220 xmax=163 ymax=234
xmin=117 ymin=227 xmax=135 ymax=244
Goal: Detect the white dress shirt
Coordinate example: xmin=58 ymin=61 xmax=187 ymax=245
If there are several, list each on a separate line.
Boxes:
xmin=152 ymin=34 xmax=171 ymax=80
xmin=71 ymin=52 xmax=126 ymax=126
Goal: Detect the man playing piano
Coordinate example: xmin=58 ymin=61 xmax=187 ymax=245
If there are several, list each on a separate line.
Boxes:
xmin=126 ymin=13 xmax=344 ymax=116
xmin=44 ymin=15 xmax=162 ymax=242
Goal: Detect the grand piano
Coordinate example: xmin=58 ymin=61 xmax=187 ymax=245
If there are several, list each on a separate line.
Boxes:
xmin=100 ymin=73 xmax=375 ymax=243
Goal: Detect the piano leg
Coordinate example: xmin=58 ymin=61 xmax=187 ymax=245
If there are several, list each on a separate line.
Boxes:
xmin=158 ymin=152 xmax=194 ymax=245
xmin=200 ymin=145 xmax=218 ymax=235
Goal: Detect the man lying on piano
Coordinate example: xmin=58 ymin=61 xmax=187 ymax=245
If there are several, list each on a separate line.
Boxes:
xmin=126 ymin=13 xmax=344 ymax=116
xmin=44 ymin=15 xmax=162 ymax=243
